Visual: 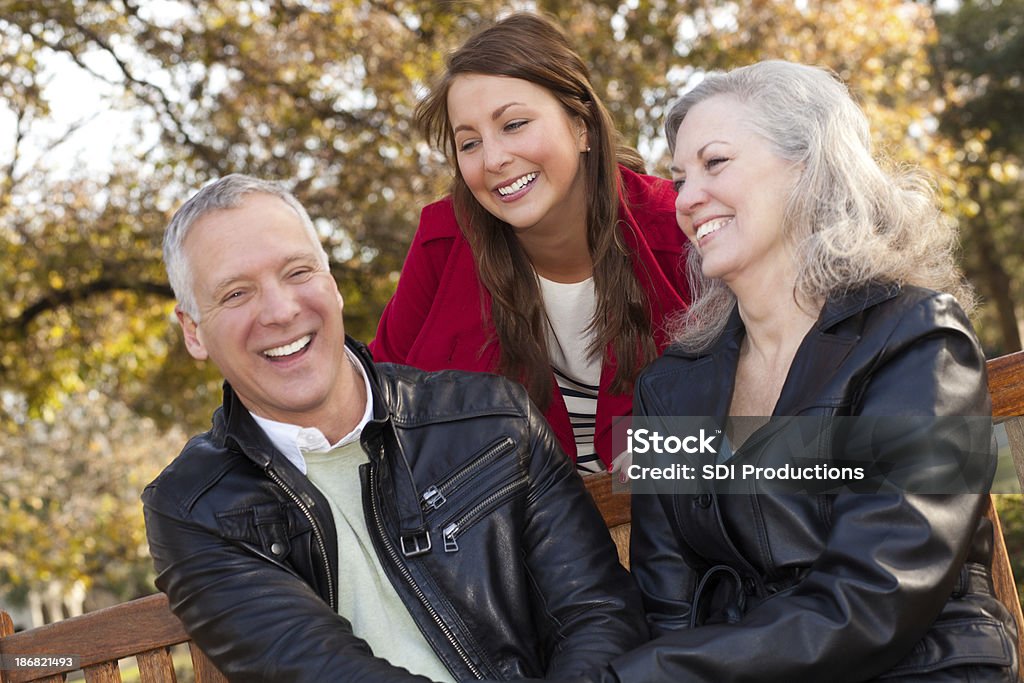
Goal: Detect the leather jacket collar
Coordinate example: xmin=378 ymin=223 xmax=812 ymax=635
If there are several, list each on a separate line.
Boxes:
xmin=662 ymin=282 xmax=902 ymax=418
xmin=214 ymin=335 xmax=431 ymax=539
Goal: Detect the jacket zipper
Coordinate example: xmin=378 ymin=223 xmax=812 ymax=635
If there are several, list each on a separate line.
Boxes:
xmin=368 ymin=461 xmax=484 ymax=680
xmin=421 ymin=436 xmax=515 ymax=512
xmin=441 ymin=474 xmax=529 ymax=553
xmin=265 ymin=466 xmax=336 ymax=612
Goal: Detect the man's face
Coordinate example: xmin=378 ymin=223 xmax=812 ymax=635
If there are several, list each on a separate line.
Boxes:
xmin=177 ymin=193 xmax=350 ymax=431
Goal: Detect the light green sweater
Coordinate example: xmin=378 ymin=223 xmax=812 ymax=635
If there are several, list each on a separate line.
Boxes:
xmin=304 ymin=442 xmax=455 ymax=683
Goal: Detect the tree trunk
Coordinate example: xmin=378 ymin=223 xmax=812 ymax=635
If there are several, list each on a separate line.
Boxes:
xmin=973 ymin=216 xmax=1023 ymax=353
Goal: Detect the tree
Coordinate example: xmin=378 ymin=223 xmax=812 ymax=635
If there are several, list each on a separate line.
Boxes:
xmin=930 ymin=0 xmax=1024 ymax=353
xmin=0 ymin=388 xmax=186 ymax=622
xmin=3 ymin=0 xmax=1011 ymax=613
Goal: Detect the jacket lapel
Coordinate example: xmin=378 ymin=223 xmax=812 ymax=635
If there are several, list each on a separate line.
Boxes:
xmin=774 ymin=284 xmax=900 ymax=415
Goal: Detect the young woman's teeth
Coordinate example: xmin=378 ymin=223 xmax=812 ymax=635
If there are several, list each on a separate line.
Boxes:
xmin=696 ymin=218 xmax=732 ymax=240
xmin=498 ymin=172 xmax=537 ymax=196
xmin=265 ymin=334 xmax=312 ymax=358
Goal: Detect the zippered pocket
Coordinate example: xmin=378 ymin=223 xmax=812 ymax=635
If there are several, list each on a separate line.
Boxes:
xmin=440 ymin=473 xmax=529 ymax=553
xmin=420 ymin=436 xmax=516 ymax=513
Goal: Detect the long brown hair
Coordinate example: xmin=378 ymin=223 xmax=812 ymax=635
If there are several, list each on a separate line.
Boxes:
xmin=416 ymin=12 xmax=655 ymax=409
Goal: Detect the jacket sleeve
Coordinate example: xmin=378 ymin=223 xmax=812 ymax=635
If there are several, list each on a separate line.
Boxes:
xmin=517 ymin=396 xmax=649 ymax=679
xmin=590 ymin=293 xmax=996 ymax=683
xmin=628 ymin=388 xmax=699 ymax=636
xmin=143 ymin=487 xmax=440 ymax=683
xmin=370 ymin=202 xmax=454 ymax=364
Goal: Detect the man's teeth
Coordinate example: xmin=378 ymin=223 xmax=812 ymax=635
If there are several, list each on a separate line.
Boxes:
xmin=696 ymin=218 xmax=732 ymax=241
xmin=498 ymin=172 xmax=538 ymax=196
xmin=264 ymin=334 xmax=312 ymax=358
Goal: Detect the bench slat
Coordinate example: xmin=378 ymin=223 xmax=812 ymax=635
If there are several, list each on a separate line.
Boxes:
xmin=83 ymin=661 xmax=120 ymax=683
xmin=989 ymin=350 xmax=1024 ymax=418
xmin=583 ymin=473 xmax=630 ymax=527
xmin=137 ymin=648 xmax=177 ymax=683
xmin=188 ymin=643 xmax=227 ymax=683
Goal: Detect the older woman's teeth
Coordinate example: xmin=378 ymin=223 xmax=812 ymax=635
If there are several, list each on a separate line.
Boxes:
xmin=265 ymin=334 xmax=312 ymax=358
xmin=696 ymin=218 xmax=733 ymax=241
xmin=498 ymin=172 xmax=538 ymax=196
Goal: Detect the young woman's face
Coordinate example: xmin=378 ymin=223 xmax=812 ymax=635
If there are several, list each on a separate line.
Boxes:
xmin=671 ymin=94 xmax=801 ymax=288
xmin=448 ymin=74 xmax=590 ymax=237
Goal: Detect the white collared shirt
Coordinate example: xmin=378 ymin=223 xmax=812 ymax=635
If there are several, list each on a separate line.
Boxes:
xmin=250 ymin=347 xmax=373 ymax=474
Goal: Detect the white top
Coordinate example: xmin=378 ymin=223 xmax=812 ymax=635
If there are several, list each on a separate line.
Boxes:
xmin=537 ymin=274 xmax=603 ymax=473
xmin=250 ymin=347 xmax=373 ymax=473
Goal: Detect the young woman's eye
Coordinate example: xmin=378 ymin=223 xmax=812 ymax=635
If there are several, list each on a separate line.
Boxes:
xmin=504 ymin=119 xmax=528 ymax=132
xmin=457 ymin=139 xmax=480 ymax=153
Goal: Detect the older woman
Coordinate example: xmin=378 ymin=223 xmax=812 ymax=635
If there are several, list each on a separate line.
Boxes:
xmin=581 ymin=60 xmax=1017 ymax=682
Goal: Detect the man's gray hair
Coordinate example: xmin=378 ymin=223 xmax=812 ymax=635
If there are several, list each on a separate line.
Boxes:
xmin=163 ymin=174 xmax=329 ymax=320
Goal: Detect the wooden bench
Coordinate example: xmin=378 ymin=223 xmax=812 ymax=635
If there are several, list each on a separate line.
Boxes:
xmin=2 ymin=351 xmax=1023 ymax=682
xmin=986 ymin=349 xmax=1024 ymax=663
xmin=0 ymin=593 xmax=225 ymax=683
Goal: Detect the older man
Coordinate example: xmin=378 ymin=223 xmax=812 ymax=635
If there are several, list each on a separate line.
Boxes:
xmin=142 ymin=174 xmax=645 ymax=682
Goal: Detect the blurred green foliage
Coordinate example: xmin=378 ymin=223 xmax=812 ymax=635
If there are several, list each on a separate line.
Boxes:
xmin=0 ymin=0 xmax=1021 ymax=616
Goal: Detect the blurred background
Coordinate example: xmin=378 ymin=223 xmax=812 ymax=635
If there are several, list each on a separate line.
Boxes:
xmin=1 ymin=0 xmax=1022 ymax=629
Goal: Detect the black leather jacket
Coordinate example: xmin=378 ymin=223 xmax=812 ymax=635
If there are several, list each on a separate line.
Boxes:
xmin=590 ymin=285 xmax=1017 ymax=682
xmin=142 ymin=340 xmax=646 ymax=682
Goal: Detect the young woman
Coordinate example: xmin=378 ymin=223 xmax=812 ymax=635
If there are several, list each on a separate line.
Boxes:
xmin=563 ymin=60 xmax=1016 ymax=683
xmin=370 ymin=13 xmax=690 ymax=474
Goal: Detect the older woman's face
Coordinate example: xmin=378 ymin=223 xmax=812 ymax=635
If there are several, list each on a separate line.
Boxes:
xmin=670 ymin=95 xmax=800 ymax=288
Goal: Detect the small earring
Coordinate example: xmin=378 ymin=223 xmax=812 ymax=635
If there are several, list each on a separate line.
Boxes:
xmin=585 ymin=146 xmax=591 ymax=152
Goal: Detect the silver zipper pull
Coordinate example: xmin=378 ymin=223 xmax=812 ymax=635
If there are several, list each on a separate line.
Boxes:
xmin=442 ymin=522 xmax=459 ymax=553
xmin=422 ymin=485 xmax=447 ymax=510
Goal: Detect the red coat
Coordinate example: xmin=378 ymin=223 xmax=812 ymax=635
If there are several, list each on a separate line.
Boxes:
xmin=370 ymin=167 xmax=691 ymax=469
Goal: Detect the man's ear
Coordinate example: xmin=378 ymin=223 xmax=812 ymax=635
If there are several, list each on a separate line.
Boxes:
xmin=176 ymin=307 xmax=209 ymax=360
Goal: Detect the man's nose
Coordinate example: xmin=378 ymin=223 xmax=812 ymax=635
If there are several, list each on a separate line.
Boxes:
xmin=259 ymin=283 xmax=301 ymax=325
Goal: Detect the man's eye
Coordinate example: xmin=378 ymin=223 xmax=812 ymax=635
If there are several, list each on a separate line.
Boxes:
xmin=221 ymin=290 xmax=246 ymax=304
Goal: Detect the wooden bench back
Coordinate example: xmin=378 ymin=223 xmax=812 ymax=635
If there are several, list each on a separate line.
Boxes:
xmin=0 ymin=593 xmax=226 ymax=683
xmin=987 ymin=349 xmax=1024 ymax=662
xmin=2 ymin=350 xmax=1022 ymax=682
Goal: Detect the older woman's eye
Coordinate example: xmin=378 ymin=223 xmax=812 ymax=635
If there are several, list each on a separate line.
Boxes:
xmin=705 ymin=157 xmax=728 ymax=170
xmin=673 ymin=179 xmax=685 ymax=192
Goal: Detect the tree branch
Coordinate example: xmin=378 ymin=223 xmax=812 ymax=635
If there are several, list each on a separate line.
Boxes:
xmin=23 ymin=21 xmax=222 ymax=169
xmin=10 ymin=279 xmax=174 ymax=336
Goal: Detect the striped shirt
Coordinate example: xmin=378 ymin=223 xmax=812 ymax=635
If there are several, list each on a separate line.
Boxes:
xmin=537 ymin=274 xmax=604 ymax=473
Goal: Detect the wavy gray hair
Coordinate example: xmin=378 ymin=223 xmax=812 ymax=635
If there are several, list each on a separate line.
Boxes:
xmin=163 ymin=174 xmax=328 ymax=320
xmin=665 ymin=60 xmax=971 ymax=352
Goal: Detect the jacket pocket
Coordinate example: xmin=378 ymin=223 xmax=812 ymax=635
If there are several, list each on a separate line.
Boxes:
xmin=420 ymin=436 xmax=516 ymax=513
xmin=438 ymin=472 xmax=529 ymax=553
xmin=880 ymin=617 xmax=1013 ymax=678
xmin=215 ymin=502 xmax=310 ymax=561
